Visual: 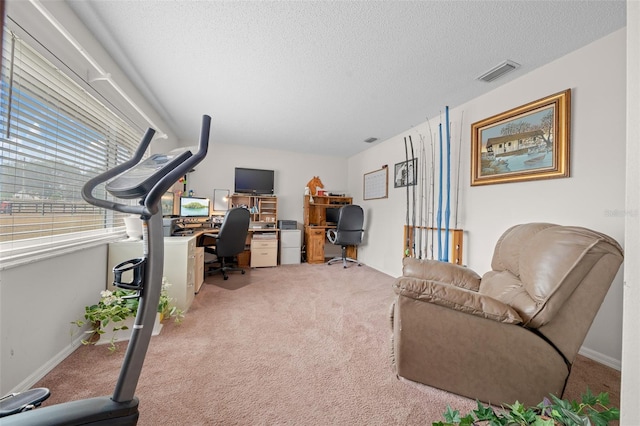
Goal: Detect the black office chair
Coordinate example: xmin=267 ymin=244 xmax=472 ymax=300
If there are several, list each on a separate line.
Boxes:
xmin=202 ymin=207 xmax=250 ymax=280
xmin=326 ymin=204 xmax=364 ymax=268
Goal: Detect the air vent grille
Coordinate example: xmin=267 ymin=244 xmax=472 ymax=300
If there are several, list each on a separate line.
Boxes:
xmin=477 ymin=60 xmax=520 ymax=82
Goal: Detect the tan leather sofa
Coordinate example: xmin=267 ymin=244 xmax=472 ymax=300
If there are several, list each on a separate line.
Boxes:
xmin=390 ymin=223 xmax=624 ymax=406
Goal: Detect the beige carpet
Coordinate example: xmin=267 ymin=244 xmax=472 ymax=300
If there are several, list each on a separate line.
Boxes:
xmin=33 ymin=263 xmax=620 ymax=425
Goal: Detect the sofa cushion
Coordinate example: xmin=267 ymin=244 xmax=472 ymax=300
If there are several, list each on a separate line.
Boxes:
xmin=394 ymin=276 xmax=522 ymax=324
xmin=402 ymin=257 xmax=481 ymax=291
xmin=481 ymin=224 xmax=624 ymax=327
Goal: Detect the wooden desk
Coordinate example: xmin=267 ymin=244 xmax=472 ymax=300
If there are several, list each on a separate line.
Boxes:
xmin=304 ymin=225 xmax=357 ymax=264
xmin=189 ymin=227 xmax=279 ymax=268
xmin=303 ymin=194 xmax=355 ymax=264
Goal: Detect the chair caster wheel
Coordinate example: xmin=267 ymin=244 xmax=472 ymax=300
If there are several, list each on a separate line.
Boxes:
xmin=223 ymin=276 xmax=229 ymax=280
xmin=241 ymin=270 xmax=246 ymax=274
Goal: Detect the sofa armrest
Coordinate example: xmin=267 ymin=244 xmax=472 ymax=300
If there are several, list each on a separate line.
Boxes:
xmin=393 ymin=276 xmax=522 ymax=324
xmin=402 ymin=257 xmax=482 ymax=291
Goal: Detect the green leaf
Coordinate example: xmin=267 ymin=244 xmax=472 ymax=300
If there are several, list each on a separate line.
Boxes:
xmin=561 ymin=407 xmax=591 ymax=426
xmin=589 ymin=411 xmax=612 ymax=426
xmin=601 ymin=407 xmax=620 ymax=421
xmin=581 ymin=388 xmax=597 ymax=406
xmin=532 ymin=417 xmax=555 ymax=426
xmin=473 ymin=401 xmax=496 ymax=421
xmin=596 ymin=392 xmax=610 ymax=407
xmin=443 ymin=405 xmax=461 ymax=424
xmin=458 ymin=414 xmax=476 ymax=426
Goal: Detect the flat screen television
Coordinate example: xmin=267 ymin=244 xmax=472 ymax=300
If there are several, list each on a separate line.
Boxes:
xmin=180 ymin=196 xmax=211 ymax=217
xmin=234 ymin=167 xmax=274 ymax=195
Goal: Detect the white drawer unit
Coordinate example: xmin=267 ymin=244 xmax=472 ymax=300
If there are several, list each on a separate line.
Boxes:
xmin=195 ymin=246 xmax=205 ymax=293
xmin=250 ymin=238 xmax=278 ymax=267
xmin=107 ymin=235 xmax=198 ymax=312
xmin=279 ymin=229 xmax=301 ymax=265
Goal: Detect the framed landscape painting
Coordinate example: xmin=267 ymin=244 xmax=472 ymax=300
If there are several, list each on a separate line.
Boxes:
xmin=470 ymin=89 xmax=571 ymax=186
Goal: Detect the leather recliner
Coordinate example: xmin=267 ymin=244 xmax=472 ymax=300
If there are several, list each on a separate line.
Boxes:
xmin=389 ymin=223 xmax=624 ymax=406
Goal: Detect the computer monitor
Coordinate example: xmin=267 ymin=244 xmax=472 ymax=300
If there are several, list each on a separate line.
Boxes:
xmin=326 ymin=207 xmax=340 ymax=225
xmin=179 ymin=196 xmax=210 ymax=217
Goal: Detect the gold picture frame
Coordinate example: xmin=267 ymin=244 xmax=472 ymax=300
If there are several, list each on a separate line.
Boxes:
xmin=471 ymin=89 xmax=570 ymax=186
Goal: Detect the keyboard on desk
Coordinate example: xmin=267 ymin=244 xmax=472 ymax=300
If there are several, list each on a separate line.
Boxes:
xmin=182 ymin=223 xmax=203 ymax=228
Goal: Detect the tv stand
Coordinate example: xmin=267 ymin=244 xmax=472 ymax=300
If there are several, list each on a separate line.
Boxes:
xmin=230 ymin=194 xmax=278 ymax=224
xmin=230 ymin=194 xmax=279 ymax=267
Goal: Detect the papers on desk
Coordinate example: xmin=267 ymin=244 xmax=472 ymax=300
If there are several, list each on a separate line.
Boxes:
xmin=252 ymin=232 xmax=277 ymax=240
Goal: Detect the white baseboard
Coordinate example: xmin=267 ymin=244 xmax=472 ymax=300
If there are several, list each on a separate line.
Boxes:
xmin=578 ymin=346 xmax=621 ymax=371
xmin=9 ymin=336 xmax=84 ymax=394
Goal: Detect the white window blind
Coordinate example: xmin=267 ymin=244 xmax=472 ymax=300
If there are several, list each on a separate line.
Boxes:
xmin=0 ymin=29 xmax=143 ymax=267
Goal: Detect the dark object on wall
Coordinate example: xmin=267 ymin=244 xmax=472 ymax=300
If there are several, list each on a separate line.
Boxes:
xmin=234 ymin=167 xmax=274 ymax=195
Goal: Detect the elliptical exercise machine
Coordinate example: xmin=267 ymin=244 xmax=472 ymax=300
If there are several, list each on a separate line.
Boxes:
xmin=1 ymin=115 xmax=211 ymax=425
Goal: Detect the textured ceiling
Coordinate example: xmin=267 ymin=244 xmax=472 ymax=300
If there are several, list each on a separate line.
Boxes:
xmin=67 ymin=0 xmax=626 ymax=158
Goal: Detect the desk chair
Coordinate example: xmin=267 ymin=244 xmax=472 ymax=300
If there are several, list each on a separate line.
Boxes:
xmin=327 ymin=204 xmax=364 ymax=268
xmin=202 ymin=207 xmax=250 ymax=280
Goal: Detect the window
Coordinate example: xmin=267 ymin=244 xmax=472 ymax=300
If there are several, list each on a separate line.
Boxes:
xmin=0 ymin=29 xmax=143 ymax=267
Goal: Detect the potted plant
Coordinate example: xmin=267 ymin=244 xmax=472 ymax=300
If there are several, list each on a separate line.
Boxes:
xmin=433 ymin=388 xmax=619 ymax=426
xmin=73 ymin=277 xmax=183 ymax=352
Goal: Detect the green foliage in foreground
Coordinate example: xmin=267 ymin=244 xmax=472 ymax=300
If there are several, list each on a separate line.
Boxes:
xmin=433 ymin=388 xmax=619 ymax=426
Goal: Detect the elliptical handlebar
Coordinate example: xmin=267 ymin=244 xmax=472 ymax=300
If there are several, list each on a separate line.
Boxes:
xmin=145 ymin=115 xmax=210 ymax=215
xmin=81 ymin=127 xmax=156 ymax=216
xmin=81 ymin=115 xmax=211 ymax=217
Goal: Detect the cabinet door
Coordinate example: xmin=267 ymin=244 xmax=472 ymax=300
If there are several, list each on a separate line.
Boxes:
xmin=305 ymin=228 xmax=326 ymax=264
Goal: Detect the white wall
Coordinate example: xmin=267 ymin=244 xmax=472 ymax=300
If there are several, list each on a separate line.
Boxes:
xmin=620 ymin=1 xmax=639 ymax=422
xmin=187 ymin=142 xmax=349 ymax=225
xmin=348 ymin=29 xmax=627 ymax=367
xmin=0 ymin=246 xmax=106 ymax=395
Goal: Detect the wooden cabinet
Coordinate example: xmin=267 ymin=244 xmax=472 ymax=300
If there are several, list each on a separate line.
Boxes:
xmin=303 ymin=195 xmax=351 ymax=227
xmin=107 ymin=235 xmax=199 ymax=312
xmin=303 ymin=195 xmax=354 ymax=264
xmin=230 ymin=194 xmax=278 ymax=225
xmin=305 ymin=227 xmax=327 ymax=264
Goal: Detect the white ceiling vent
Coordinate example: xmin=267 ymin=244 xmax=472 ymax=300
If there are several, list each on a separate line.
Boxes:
xmin=477 ymin=60 xmax=520 ymax=82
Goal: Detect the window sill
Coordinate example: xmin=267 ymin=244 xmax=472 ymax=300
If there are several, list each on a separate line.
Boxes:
xmin=0 ymin=231 xmax=127 ymax=271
